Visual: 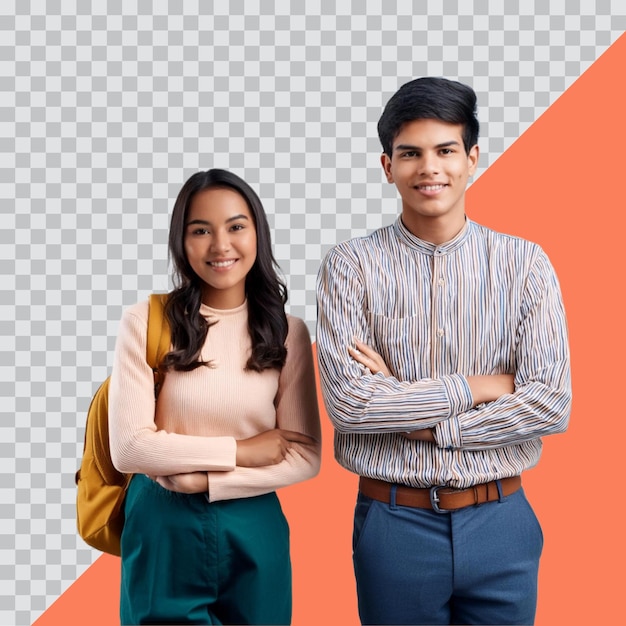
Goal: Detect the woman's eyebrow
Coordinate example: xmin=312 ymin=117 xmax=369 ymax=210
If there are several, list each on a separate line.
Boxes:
xmin=186 ymin=214 xmax=250 ymax=227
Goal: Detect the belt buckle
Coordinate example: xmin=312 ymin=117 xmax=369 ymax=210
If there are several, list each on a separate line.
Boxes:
xmin=429 ymin=486 xmax=449 ymax=514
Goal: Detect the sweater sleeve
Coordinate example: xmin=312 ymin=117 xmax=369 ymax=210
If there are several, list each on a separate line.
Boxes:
xmin=206 ymin=316 xmax=322 ymax=501
xmin=108 ymin=301 xmax=237 ymax=475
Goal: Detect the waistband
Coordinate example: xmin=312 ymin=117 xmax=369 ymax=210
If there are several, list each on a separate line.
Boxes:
xmin=358 ymin=475 xmax=522 ymax=514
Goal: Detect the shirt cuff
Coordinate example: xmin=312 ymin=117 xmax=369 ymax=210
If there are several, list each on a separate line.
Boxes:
xmin=442 ymin=373 xmax=473 ymax=416
xmin=436 ymin=374 xmax=473 ymax=449
xmin=434 ymin=415 xmax=463 ymax=449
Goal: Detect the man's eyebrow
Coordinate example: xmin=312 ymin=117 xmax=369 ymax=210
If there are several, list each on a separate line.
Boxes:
xmin=394 ymin=140 xmax=461 ymax=152
xmin=186 ymin=214 xmax=250 ymax=226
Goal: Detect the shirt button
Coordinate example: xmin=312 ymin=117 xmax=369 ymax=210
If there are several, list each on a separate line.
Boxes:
xmin=438 ymin=278 xmax=444 ymax=286
xmin=437 ymin=329 xmax=444 ymax=337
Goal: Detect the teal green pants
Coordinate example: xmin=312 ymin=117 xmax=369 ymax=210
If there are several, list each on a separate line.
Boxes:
xmin=120 ymin=474 xmax=292 ymax=625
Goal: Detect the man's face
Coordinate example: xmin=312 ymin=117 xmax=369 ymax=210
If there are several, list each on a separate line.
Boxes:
xmin=381 ymin=118 xmax=478 ymax=237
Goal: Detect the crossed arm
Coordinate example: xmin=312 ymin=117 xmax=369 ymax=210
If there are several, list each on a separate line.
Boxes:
xmin=150 ymin=429 xmax=317 ymax=494
xmin=316 ymin=247 xmax=570 ymax=450
xmin=112 ymin=311 xmax=321 ymax=497
xmin=348 ymin=338 xmax=515 ymax=443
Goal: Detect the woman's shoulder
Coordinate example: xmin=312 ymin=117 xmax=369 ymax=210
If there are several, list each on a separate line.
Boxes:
xmin=285 ymin=314 xmax=312 ymax=346
xmin=122 ymin=294 xmax=171 ymax=322
xmin=286 ymin=313 xmax=309 ymax=331
xmin=121 ymin=298 xmax=150 ymax=323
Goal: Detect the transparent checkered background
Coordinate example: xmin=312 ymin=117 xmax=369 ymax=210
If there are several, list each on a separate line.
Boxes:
xmin=1 ymin=1 xmax=624 ymax=623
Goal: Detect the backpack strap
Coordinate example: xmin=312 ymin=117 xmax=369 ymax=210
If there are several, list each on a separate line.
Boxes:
xmin=147 ymin=293 xmax=170 ymax=397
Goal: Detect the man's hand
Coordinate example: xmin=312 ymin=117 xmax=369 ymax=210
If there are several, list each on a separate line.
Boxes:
xmin=348 ymin=339 xmax=435 ymax=441
xmin=348 ymin=338 xmax=392 ymax=377
xmin=402 ymin=429 xmax=436 ymax=442
xmin=235 ymin=429 xmax=317 ymax=468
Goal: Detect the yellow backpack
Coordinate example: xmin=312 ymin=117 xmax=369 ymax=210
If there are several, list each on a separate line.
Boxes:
xmin=76 ymin=294 xmax=170 ymax=556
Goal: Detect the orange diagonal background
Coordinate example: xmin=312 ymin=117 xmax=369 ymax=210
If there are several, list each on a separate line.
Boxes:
xmin=35 ymin=32 xmax=626 ymax=626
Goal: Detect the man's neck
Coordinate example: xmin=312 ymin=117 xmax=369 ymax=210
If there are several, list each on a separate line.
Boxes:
xmin=401 ymin=213 xmax=467 ymax=246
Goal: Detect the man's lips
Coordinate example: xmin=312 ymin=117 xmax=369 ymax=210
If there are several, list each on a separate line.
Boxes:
xmin=414 ymin=183 xmax=447 ymax=191
xmin=414 ymin=183 xmax=448 ymax=196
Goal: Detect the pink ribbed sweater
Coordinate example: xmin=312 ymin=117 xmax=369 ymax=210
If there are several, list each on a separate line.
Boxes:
xmin=108 ymin=299 xmax=321 ymax=502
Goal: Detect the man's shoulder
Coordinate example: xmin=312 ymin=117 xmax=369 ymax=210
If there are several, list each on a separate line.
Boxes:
xmin=469 ymin=220 xmax=543 ymax=254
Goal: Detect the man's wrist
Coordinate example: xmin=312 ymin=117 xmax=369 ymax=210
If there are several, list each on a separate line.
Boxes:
xmin=403 ymin=428 xmax=436 ymax=442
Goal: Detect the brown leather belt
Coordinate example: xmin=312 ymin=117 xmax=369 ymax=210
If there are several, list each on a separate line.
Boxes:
xmin=359 ymin=475 xmax=522 ymax=514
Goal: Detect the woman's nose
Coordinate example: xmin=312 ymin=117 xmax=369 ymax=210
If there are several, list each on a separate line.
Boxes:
xmin=210 ymin=231 xmax=230 ymax=253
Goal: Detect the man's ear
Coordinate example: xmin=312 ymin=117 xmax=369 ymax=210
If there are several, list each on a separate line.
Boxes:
xmin=467 ymin=144 xmax=479 ymax=176
xmin=381 ymin=152 xmax=394 ymax=183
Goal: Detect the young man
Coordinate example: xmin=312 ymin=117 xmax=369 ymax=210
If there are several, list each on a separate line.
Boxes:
xmin=316 ymin=77 xmax=571 ymax=625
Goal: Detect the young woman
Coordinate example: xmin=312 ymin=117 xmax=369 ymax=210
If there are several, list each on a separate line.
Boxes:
xmin=108 ymin=169 xmax=321 ymax=625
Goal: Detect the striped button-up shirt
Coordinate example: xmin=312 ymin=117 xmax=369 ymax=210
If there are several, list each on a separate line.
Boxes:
xmin=316 ymin=217 xmax=571 ymax=489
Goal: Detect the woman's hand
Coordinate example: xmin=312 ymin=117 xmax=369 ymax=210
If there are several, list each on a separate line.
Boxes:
xmin=151 ymin=472 xmax=208 ymax=494
xmin=348 ymin=338 xmax=391 ymax=377
xmin=236 ymin=429 xmax=317 ymax=468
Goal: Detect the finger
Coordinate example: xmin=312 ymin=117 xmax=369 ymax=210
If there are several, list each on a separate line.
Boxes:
xmin=352 ymin=338 xmax=379 ymax=358
xmin=351 ymin=341 xmax=386 ymax=368
xmin=348 ymin=346 xmax=372 ymax=367
xmin=348 ymin=345 xmax=373 ymax=367
xmin=353 ymin=340 xmax=386 ymax=367
xmin=348 ymin=347 xmax=382 ymax=376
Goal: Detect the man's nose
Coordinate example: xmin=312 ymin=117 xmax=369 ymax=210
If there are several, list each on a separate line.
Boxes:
xmin=419 ymin=153 xmax=440 ymax=175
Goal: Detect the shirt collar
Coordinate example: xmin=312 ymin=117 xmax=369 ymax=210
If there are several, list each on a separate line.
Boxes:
xmin=394 ymin=216 xmax=472 ymax=256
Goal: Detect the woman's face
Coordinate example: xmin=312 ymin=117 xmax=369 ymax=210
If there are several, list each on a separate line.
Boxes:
xmin=184 ymin=187 xmax=257 ymax=309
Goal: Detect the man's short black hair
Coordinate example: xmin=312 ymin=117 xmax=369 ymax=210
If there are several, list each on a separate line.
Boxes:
xmin=377 ymin=77 xmax=479 ymax=157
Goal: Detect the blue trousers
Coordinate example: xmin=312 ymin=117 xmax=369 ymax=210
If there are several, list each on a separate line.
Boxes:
xmin=353 ymin=485 xmax=543 ymax=625
xmin=120 ymin=474 xmax=292 ymax=625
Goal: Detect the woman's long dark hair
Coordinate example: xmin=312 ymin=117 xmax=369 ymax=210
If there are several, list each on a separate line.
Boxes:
xmin=161 ymin=169 xmax=288 ymax=372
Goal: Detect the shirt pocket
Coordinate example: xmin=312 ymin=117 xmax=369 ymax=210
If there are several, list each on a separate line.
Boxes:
xmin=365 ymin=311 xmax=428 ymax=381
